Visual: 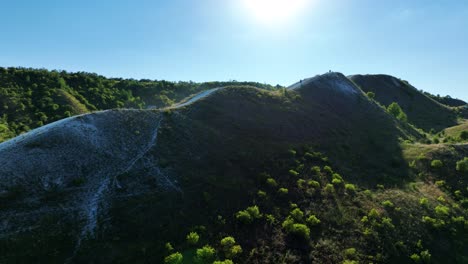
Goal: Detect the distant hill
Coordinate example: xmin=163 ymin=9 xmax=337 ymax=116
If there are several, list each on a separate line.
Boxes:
xmin=349 ymin=74 xmax=458 ymax=132
xmin=0 ymin=67 xmax=280 ymax=142
xmin=423 ymin=92 xmax=467 ymax=107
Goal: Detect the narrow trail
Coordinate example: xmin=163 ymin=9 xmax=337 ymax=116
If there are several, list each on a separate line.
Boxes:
xmin=67 ymin=114 xmax=165 ymax=261
xmin=169 ymin=88 xmax=221 ymax=109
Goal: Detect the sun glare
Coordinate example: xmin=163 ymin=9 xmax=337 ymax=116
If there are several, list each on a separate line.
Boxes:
xmin=243 ymin=0 xmax=308 ymax=24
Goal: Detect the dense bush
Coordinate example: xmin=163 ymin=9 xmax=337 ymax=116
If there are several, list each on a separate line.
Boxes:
xmin=220 ymin=236 xmax=242 ymax=258
xmin=186 ymin=232 xmax=200 ymax=245
xmin=434 ymin=205 xmax=450 ymax=217
xmin=290 ymin=208 xmax=304 ymax=221
xmin=382 ymin=200 xmax=395 ymax=208
xmin=194 ymin=245 xmax=216 ymax=264
xmin=290 ymin=224 xmax=310 ymax=240
xmin=366 ymin=91 xmax=375 ymax=99
xmin=266 ymin=178 xmax=278 ymax=187
xmin=289 ymin=169 xmax=299 ymax=177
xmin=235 ymin=211 xmax=252 ymax=224
xmin=220 ymin=236 xmax=236 ymax=249
xmin=213 ymin=260 xmax=234 ymax=264
xmin=306 ymin=215 xmax=321 ymax=226
xmin=430 ymin=160 xmax=443 ymax=168
xmin=456 ymin=157 xmax=468 ymax=172
xmin=235 ymin=205 xmax=262 ymax=224
xmin=308 ymin=180 xmax=321 ymax=189
xmin=164 ymin=252 xmax=183 ymax=264
xmin=387 ymin=102 xmax=408 ymax=122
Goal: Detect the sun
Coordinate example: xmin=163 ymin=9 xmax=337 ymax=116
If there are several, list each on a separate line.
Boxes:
xmin=243 ymin=0 xmax=308 ymax=24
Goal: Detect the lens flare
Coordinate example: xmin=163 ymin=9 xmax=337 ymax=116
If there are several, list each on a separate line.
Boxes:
xmin=243 ymin=0 xmax=308 ymax=24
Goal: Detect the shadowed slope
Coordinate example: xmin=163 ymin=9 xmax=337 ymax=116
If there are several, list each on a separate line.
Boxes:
xmin=0 ymin=73 xmax=422 ymax=263
xmin=349 ymin=74 xmax=458 ymax=131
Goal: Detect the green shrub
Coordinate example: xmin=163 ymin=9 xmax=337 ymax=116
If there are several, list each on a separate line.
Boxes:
xmin=419 ymin=198 xmax=429 ymax=207
xmin=420 ymin=250 xmax=431 ymax=262
xmin=342 ymin=261 xmax=358 ymax=264
xmin=344 ymin=184 xmax=356 ymax=193
xmin=290 ymin=208 xmax=304 ymax=221
xmin=282 ymin=215 xmax=311 ymax=239
xmin=332 ymin=178 xmax=343 ymax=185
xmin=289 ymin=223 xmax=310 ymax=240
xmin=381 ymin=217 xmax=395 ymax=229
xmin=323 ymin=166 xmax=333 ymax=175
xmin=226 ymin=245 xmax=242 ymax=258
xmin=434 ymin=205 xmax=450 ymax=217
xmin=308 ymin=180 xmax=320 ymax=188
xmin=265 ymin=214 xmax=276 ymax=225
xmin=382 ymin=200 xmax=395 ymax=208
xmin=366 ymin=91 xmax=375 ymax=99
xmin=164 ymin=252 xmax=183 ymax=264
xmin=363 ymin=189 xmax=373 ymax=197
xmin=456 ymin=157 xmax=468 ymax=172
xmin=344 ymin=247 xmax=357 ymax=258
xmin=451 ymin=216 xmax=466 ymax=224
xmin=235 ymin=211 xmax=252 ymax=224
xmin=289 ymin=169 xmax=299 ymax=177
xmin=220 ymin=236 xmax=236 ymax=248
xmin=311 ymin=166 xmax=321 ymax=175
xmin=281 ymin=216 xmax=295 ymax=231
xmin=246 ymin=205 xmax=262 ymax=219
xmin=437 ymin=196 xmax=446 ymax=203
xmin=410 ymin=253 xmax=421 ymax=263
xmin=194 ymin=245 xmax=216 ymax=264
xmin=422 ymin=216 xmax=445 ymax=228
xmin=278 ymin=188 xmax=289 ymax=195
xmin=266 ymin=178 xmax=278 ymax=187
xmin=435 ymin=180 xmax=445 ymax=187
xmin=213 ymin=260 xmax=234 ymax=264
xmin=288 ymin=149 xmax=297 ymax=156
xmin=297 ymin=179 xmax=306 ymax=188
xmin=430 ymin=159 xmax=443 ymax=168
xmin=368 ymin=208 xmax=380 ymax=219
xmin=306 ymin=215 xmax=321 ymax=226
xmin=332 ymin=173 xmax=343 ymax=181
xmin=165 ymin=242 xmax=174 ymax=252
xmin=186 ymin=232 xmax=200 ymax=245
xmin=236 ymin=206 xmax=262 ymax=224
xmin=257 ymin=190 xmax=267 ymax=198
xmin=220 ymin=237 xmax=242 ymax=258
xmin=324 ymin=183 xmax=335 ymax=194
xmin=387 ymin=102 xmax=407 ymax=122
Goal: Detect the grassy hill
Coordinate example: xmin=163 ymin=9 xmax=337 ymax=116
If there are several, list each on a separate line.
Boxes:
xmin=0 ymin=71 xmax=466 ymax=263
xmin=349 ymin=74 xmax=459 ymax=132
xmin=0 ymin=67 xmax=280 ymax=142
xmin=423 ymin=92 xmax=467 ymax=107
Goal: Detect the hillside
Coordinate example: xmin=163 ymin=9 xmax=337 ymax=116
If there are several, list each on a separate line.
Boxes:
xmin=0 ymin=67 xmax=280 ymax=142
xmin=349 ymin=74 xmax=459 ymax=132
xmin=0 ymin=72 xmax=466 ymax=264
xmin=423 ymin=92 xmax=467 ymax=107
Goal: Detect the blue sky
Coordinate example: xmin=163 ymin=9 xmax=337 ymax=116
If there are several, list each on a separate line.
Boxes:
xmin=1 ymin=0 xmax=467 ymax=100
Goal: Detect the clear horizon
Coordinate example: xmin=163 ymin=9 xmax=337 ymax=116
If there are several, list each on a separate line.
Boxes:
xmin=1 ymin=0 xmax=467 ymax=101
